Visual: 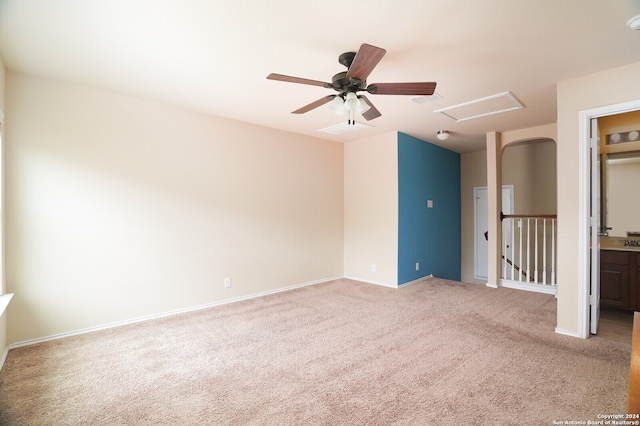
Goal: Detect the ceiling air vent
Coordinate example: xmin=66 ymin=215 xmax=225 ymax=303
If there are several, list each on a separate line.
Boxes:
xmin=410 ymin=93 xmax=443 ymax=104
xmin=319 ymin=121 xmax=373 ymax=135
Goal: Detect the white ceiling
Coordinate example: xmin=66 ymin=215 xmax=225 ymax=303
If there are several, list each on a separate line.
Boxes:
xmin=1 ymin=0 xmax=639 ymax=152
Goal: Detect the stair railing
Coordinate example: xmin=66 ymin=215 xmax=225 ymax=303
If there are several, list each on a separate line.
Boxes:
xmin=500 ymin=212 xmax=557 ymax=288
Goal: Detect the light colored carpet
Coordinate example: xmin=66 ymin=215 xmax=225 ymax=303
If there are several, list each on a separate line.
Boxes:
xmin=0 ymin=278 xmax=631 ymax=425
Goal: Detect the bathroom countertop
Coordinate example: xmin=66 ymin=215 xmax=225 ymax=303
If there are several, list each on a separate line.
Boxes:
xmin=600 ymin=236 xmax=640 ymax=252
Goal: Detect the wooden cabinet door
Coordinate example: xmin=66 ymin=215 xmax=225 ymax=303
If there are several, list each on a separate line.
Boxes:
xmin=629 ymin=253 xmax=640 ymax=311
xmin=600 ymin=250 xmax=631 ymax=310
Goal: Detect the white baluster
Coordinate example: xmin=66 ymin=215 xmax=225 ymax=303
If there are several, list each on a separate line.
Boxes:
xmin=510 ymin=218 xmax=515 ymax=281
xmin=526 ymin=218 xmax=531 ymax=283
xmin=543 ymin=219 xmax=547 ymax=285
xmin=551 ymin=218 xmax=556 ymax=286
xmin=502 ymin=219 xmax=507 ymax=279
xmin=518 ymin=219 xmax=523 ymax=282
xmin=534 ymin=219 xmax=539 ymax=284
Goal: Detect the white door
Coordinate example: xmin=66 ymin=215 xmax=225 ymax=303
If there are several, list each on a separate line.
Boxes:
xmin=474 ymin=185 xmax=514 ymax=281
xmin=590 ymin=118 xmax=601 ymax=334
xmin=474 ymin=187 xmax=489 ymax=280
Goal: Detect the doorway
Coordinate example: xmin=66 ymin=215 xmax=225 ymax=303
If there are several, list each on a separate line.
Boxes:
xmin=579 ymin=99 xmax=640 ymax=338
xmin=474 ymin=185 xmax=514 ymax=281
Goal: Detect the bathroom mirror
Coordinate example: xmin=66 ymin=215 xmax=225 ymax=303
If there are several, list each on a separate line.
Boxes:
xmin=601 ymin=150 xmax=640 ymax=237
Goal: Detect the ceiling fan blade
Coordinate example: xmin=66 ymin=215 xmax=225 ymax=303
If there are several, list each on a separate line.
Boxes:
xmin=267 ymin=73 xmax=330 ymax=87
xmin=345 ymin=43 xmax=386 ymax=82
xmin=359 ymin=96 xmax=382 ymax=121
xmin=367 ymin=82 xmax=437 ymax=96
xmin=292 ymin=96 xmax=334 ymax=114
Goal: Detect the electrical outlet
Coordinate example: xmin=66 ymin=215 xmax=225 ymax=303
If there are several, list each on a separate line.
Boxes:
xmin=371 ymin=264 xmax=376 ymax=272
xmin=416 ymin=262 xmax=420 ymax=271
xmin=224 ymin=277 xmax=231 ymax=288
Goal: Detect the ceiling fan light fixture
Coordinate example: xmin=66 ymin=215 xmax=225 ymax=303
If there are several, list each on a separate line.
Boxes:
xmin=628 ymin=14 xmax=640 ymax=30
xmin=329 ymin=96 xmax=348 ymax=116
xmin=437 ymin=130 xmax=450 ymax=141
xmin=344 ymin=92 xmax=359 ymax=111
xmin=357 ymin=96 xmax=371 ymax=114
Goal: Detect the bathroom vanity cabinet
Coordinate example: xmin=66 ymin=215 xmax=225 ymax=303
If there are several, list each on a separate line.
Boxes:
xmin=600 ymin=249 xmax=640 ymax=311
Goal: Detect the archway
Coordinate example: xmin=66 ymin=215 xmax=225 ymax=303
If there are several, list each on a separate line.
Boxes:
xmin=498 ymin=138 xmax=557 ymax=292
xmin=485 ymin=124 xmax=557 ymax=289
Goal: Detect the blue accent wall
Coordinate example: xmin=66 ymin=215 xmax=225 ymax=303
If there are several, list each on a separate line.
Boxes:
xmin=398 ymin=132 xmax=461 ymax=284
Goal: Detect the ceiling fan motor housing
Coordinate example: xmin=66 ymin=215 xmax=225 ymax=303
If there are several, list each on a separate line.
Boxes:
xmin=338 ymin=51 xmax=356 ymax=68
xmin=331 ymin=71 xmax=367 ymax=94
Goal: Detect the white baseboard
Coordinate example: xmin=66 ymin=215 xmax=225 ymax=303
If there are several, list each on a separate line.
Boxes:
xmin=343 ymin=274 xmax=436 ymax=289
xmin=7 ymin=276 xmax=343 ymax=351
xmin=500 ymin=279 xmax=557 ymax=295
xmin=399 ymin=275 xmax=434 ymax=287
xmin=0 ymin=345 xmax=9 ymax=372
xmin=343 ymin=275 xmax=398 ymax=289
xmin=555 ymin=327 xmax=583 ymax=339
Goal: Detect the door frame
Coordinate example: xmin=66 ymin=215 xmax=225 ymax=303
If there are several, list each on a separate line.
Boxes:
xmin=578 ymin=99 xmax=640 ymax=339
xmin=590 ymin=118 xmax=600 ymax=335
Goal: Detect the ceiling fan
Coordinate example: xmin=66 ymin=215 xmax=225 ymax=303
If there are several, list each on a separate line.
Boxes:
xmin=267 ymin=43 xmax=437 ymax=123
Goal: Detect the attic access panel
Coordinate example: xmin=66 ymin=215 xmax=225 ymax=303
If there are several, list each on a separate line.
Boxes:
xmin=434 ymin=91 xmax=524 ymax=122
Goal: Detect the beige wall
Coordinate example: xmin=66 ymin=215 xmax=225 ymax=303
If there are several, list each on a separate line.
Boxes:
xmin=460 ymin=150 xmax=487 ymax=284
xmin=5 ymin=58 xmax=640 ymax=344
xmin=5 ymin=73 xmax=344 ymax=344
xmin=556 ymin=60 xmax=640 ymax=336
xmin=502 ymin=140 xmax=557 ymax=215
xmin=344 ymin=132 xmax=398 ymax=287
xmin=0 ymin=55 xmax=7 ymax=360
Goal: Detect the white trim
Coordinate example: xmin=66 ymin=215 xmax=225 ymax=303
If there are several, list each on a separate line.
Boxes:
xmin=7 ymin=276 xmax=342 ymax=350
xmin=577 ymin=99 xmax=640 ymax=339
xmin=343 ymin=274 xmax=436 ymax=289
xmin=0 ymin=345 xmax=8 ymax=371
xmin=0 ymin=293 xmax=13 ymax=317
xmin=485 ymin=282 xmax=499 ymax=288
xmin=500 ymin=279 xmax=556 ymax=295
xmin=555 ymin=327 xmax=581 ymax=338
xmin=578 ymin=110 xmax=590 ymax=339
xmin=399 ymin=274 xmax=434 ymax=287
xmin=343 ymin=275 xmax=398 ymax=289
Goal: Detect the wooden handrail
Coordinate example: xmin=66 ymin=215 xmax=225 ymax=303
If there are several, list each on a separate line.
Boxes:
xmin=500 ymin=212 xmax=557 ymax=222
xmin=502 ymin=256 xmax=534 ymax=282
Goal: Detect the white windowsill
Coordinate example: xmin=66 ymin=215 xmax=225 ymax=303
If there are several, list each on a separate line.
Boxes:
xmin=0 ymin=294 xmax=14 ymax=317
